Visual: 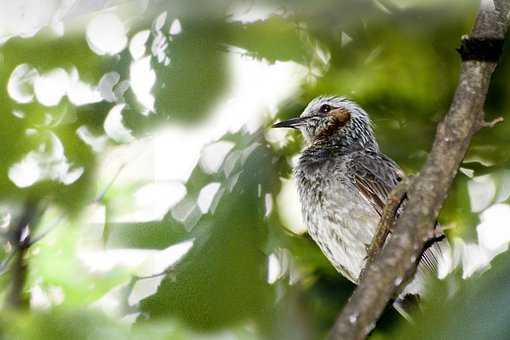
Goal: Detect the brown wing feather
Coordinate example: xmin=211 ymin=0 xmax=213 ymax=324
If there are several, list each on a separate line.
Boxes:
xmin=348 ymin=150 xmax=442 ymax=274
xmin=354 ymin=175 xmax=390 ymax=216
xmin=349 ymin=151 xmax=403 ymax=217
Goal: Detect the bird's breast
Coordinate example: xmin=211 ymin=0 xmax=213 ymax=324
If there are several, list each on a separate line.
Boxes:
xmin=295 ymin=160 xmax=379 ymax=283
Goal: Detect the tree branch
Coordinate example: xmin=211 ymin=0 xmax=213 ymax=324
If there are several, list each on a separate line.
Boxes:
xmin=329 ymin=1 xmax=510 ymax=339
xmin=5 ymin=200 xmax=39 ymax=309
xmin=361 ymin=177 xmax=411 ymax=280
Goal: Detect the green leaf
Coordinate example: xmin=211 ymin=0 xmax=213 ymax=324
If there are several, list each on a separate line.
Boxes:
xmin=392 ymin=255 xmax=510 ymax=340
xmin=106 ymin=220 xmax=189 ymax=250
xmin=149 ymin=19 xmax=229 ymax=124
xmin=226 ymin=16 xmax=313 ymax=64
xmin=139 ymin=135 xmax=277 ymax=331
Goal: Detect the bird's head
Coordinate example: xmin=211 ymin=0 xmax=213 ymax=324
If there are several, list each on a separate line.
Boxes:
xmin=272 ymin=96 xmax=377 ymax=149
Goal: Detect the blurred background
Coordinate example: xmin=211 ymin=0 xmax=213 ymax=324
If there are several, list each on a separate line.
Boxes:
xmin=1 ymin=0 xmax=510 ymax=339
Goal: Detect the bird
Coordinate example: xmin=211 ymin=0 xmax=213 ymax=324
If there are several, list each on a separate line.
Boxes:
xmin=272 ymin=95 xmax=449 ymax=315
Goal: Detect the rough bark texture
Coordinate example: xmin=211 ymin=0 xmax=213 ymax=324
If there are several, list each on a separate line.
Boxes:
xmin=329 ymin=1 xmax=510 ymax=339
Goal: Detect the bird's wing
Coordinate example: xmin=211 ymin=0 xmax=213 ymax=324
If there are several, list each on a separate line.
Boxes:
xmin=347 ymin=151 xmax=442 ymax=274
xmin=347 ymin=150 xmax=404 ymax=217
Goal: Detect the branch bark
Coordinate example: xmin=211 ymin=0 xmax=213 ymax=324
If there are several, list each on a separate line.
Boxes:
xmin=329 ymin=1 xmax=510 ymax=339
xmin=360 ymin=177 xmax=410 ymax=280
xmin=6 ymin=200 xmax=39 ymax=309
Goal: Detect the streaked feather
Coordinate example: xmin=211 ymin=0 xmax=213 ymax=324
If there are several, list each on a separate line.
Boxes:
xmin=348 ymin=150 xmax=443 ymax=275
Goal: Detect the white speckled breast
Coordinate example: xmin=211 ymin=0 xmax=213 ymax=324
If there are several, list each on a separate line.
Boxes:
xmin=296 ymin=158 xmax=379 ymax=283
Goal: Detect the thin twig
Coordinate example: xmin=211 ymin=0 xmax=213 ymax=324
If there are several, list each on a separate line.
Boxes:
xmin=480 ymin=116 xmax=504 ymax=128
xmin=27 ymin=214 xmax=65 ymax=247
xmin=96 ymin=163 xmax=127 ymax=203
xmin=26 ymin=157 xmax=135 ymax=247
xmin=0 ymin=251 xmax=16 ymax=276
xmin=96 ymin=146 xmax=149 ymax=203
xmin=133 ymin=268 xmax=175 ymax=280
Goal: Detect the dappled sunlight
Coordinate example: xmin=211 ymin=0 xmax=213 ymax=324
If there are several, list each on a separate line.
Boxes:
xmin=228 ymin=2 xmax=277 ymax=23
xmin=447 ymin=203 xmax=510 ymax=279
xmin=151 ymin=12 xmax=171 ymax=65
xmin=264 ymin=193 xmax=273 ymax=218
xmin=277 ymin=177 xmax=307 ymax=235
xmin=130 ymin=56 xmax=156 ymax=113
xmin=169 ymin=19 xmax=182 ymax=35
xmin=197 ymin=182 xmax=222 ymax=214
xmin=8 ymin=132 xmax=84 ymax=188
xmin=104 ymin=104 xmax=135 ymax=143
xmin=478 ymin=204 xmax=510 ymax=253
xmin=447 ymin=171 xmax=510 ymax=277
xmin=267 ymin=248 xmax=300 ymax=285
xmin=7 ymin=64 xmax=39 ymax=104
xmin=1 ymin=1 xmax=510 ymax=339
xmin=86 ymin=12 xmax=127 ymax=56
xmin=265 ymin=127 xmax=293 ymax=149
xmin=98 ymin=71 xmax=127 ymax=103
xmin=106 ymin=181 xmax=188 ymax=223
xmin=78 ymin=239 xmax=194 ymax=276
xmin=68 ymin=67 xmax=102 ymax=105
xmin=152 ymin=52 xmax=307 ymax=183
xmin=30 ymin=284 xmax=64 ymax=311
xmin=199 ymin=141 xmax=235 ymax=174
xmin=76 ymin=126 xmax=108 ymax=153
xmin=128 ymin=275 xmax=165 ymax=308
xmin=8 ymin=63 xmax=123 ymax=110
xmin=33 ymin=68 xmax=69 ymax=106
xmin=468 ymin=174 xmax=497 ymax=213
xmin=170 ymin=196 xmax=203 ymax=231
xmin=0 ymin=0 xmax=69 ymax=43
xmin=129 ymin=30 xmax=150 ymax=60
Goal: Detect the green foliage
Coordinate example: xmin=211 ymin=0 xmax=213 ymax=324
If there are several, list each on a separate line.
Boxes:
xmin=227 ymin=16 xmax=313 ymax=64
xmin=139 ymin=134 xmax=275 ymax=330
xmin=150 ymin=18 xmax=229 ymax=124
xmin=1 ymin=1 xmax=510 ymax=339
xmin=0 ymin=34 xmax=105 ymax=211
xmin=0 ymin=310 xmax=129 ymax=340
xmin=391 ymin=254 xmax=510 ymax=340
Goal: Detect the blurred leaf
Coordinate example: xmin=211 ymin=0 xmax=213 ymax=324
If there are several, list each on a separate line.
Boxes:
xmin=2 ymin=2 xmax=510 ymax=339
xmin=439 ymin=175 xmax=479 ymax=240
xmin=0 ymin=308 xmax=261 ymax=340
xmin=392 ymin=254 xmax=510 ymax=340
xmin=0 ymin=309 xmax=129 ymax=340
xmin=149 ymin=19 xmax=229 ymax=124
xmin=29 ymin=225 xmax=129 ymax=306
xmin=0 ymin=32 xmax=110 ymax=213
xmin=226 ymin=16 xmax=313 ymax=64
xmin=139 ymin=133 xmax=278 ymax=331
xmin=106 ymin=220 xmax=189 ymax=250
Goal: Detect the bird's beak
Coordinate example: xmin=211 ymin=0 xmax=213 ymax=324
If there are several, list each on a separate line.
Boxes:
xmin=272 ymin=117 xmax=306 ymax=129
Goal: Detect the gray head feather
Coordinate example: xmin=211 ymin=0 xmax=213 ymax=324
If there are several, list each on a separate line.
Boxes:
xmin=299 ymin=96 xmax=378 ymax=151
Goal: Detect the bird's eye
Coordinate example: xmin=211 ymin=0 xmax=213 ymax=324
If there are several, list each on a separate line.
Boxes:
xmin=319 ymin=104 xmax=331 ymax=113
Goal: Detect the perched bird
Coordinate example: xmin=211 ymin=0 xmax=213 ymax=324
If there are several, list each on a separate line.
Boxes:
xmin=272 ymin=96 xmax=449 ymax=314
